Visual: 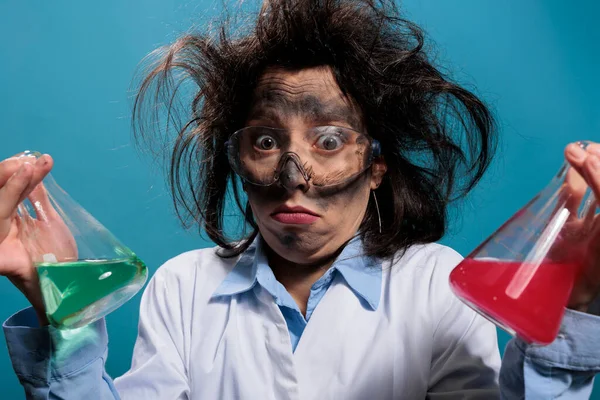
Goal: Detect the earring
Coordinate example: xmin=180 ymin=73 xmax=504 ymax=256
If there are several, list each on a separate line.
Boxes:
xmin=372 ymin=190 xmax=382 ymax=234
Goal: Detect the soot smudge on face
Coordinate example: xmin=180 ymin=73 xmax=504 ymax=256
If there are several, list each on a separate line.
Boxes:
xmin=280 ymin=232 xmax=298 ymax=248
xmin=248 ymin=87 xmax=363 ymax=132
xmin=312 ymin=173 xmax=369 ymax=212
xmin=244 ymin=170 xmax=369 ymax=216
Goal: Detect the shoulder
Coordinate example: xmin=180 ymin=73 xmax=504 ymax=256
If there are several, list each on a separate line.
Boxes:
xmin=148 ymin=246 xmax=239 ymax=298
xmin=388 ymin=242 xmax=463 ymax=277
xmin=384 ymin=242 xmax=465 ymax=315
xmin=155 ymin=246 xmax=237 ymax=274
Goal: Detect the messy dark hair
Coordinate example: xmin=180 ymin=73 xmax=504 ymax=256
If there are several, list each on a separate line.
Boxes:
xmin=133 ymin=0 xmax=497 ymax=259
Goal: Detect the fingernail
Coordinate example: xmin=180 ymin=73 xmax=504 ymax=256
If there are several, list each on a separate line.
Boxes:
xmin=36 ymin=155 xmax=48 ymax=166
xmin=568 ymin=144 xmax=586 ymax=160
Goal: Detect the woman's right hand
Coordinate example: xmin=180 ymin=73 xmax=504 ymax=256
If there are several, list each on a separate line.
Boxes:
xmin=0 ymin=154 xmax=76 ymax=326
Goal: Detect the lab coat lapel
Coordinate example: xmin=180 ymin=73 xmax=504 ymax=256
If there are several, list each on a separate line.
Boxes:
xmin=293 ymin=274 xmax=363 ymax=394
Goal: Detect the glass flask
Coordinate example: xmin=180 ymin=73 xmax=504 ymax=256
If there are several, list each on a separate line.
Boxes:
xmin=449 ymin=142 xmax=598 ymax=344
xmin=15 ymin=150 xmax=148 ymax=329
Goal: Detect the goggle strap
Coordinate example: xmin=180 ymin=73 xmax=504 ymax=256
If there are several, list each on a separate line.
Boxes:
xmin=372 ymin=140 xmax=381 ymax=158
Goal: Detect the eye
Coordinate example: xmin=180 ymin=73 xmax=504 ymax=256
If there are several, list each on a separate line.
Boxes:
xmin=315 ymin=134 xmax=344 ymax=151
xmin=255 ymin=135 xmax=279 ymax=151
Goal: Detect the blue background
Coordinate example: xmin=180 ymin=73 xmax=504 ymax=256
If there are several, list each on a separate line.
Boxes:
xmin=1 ymin=0 xmax=598 ymax=397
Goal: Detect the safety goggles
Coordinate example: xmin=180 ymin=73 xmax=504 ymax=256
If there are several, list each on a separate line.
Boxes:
xmin=226 ymin=126 xmax=381 ymax=187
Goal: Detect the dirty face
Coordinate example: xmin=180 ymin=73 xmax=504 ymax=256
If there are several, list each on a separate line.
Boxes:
xmin=242 ymin=65 xmax=386 ymax=265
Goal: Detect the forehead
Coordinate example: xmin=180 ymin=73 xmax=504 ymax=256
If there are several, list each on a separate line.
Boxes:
xmin=247 ymin=66 xmax=363 ymax=129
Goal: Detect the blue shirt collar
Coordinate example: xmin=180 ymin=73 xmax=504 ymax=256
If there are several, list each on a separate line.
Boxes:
xmin=212 ymin=235 xmax=382 ymax=310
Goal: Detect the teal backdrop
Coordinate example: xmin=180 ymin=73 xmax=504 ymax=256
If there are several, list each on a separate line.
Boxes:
xmin=1 ymin=0 xmax=598 ymax=397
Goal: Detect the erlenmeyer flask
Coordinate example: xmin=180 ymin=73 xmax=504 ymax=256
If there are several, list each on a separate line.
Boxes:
xmin=450 ymin=141 xmax=598 ymax=344
xmin=15 ymin=150 xmax=148 ymax=329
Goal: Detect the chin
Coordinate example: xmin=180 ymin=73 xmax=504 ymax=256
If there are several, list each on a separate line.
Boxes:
xmin=261 ymin=225 xmax=331 ymax=263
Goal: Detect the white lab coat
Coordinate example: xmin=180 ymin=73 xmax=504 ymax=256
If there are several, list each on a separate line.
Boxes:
xmin=113 ymin=242 xmax=500 ymax=399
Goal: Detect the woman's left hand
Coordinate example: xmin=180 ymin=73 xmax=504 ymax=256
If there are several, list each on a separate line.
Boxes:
xmin=563 ymin=141 xmax=600 ymax=311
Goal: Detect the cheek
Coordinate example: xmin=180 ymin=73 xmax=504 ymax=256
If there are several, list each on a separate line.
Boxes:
xmin=245 ymin=186 xmax=271 ymax=215
xmin=244 ymin=185 xmax=290 ymax=226
xmin=314 ymin=179 xmax=371 ymax=221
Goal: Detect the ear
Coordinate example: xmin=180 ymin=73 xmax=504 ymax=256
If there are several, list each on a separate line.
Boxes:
xmin=370 ymin=156 xmax=387 ymax=190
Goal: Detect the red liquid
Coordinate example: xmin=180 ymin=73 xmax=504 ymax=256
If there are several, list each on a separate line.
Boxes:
xmin=449 ymin=258 xmax=581 ymax=344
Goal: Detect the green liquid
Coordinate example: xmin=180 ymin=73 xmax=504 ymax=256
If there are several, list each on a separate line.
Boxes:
xmin=36 ymin=257 xmax=148 ymax=329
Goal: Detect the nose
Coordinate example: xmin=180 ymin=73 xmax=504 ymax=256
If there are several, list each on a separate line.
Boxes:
xmin=278 ymin=158 xmax=310 ymax=193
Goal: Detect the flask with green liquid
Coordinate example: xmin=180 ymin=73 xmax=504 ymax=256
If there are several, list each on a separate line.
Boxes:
xmin=15 ymin=151 xmax=148 ymax=329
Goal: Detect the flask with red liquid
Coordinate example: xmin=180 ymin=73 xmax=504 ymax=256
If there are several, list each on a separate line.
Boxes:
xmin=449 ymin=141 xmax=599 ymax=344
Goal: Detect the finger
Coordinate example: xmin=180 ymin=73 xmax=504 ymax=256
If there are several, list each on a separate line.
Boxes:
xmin=0 ymin=163 xmax=34 ymax=238
xmin=565 ymin=142 xmax=600 ymax=176
xmin=562 ymin=167 xmax=588 ymax=218
xmin=0 ymin=154 xmax=52 ymax=193
xmin=28 ymin=182 xmax=56 ymax=222
xmin=581 ymin=154 xmax=600 ymax=206
xmin=563 ymin=143 xmax=600 ymax=220
xmin=19 ymin=155 xmax=53 ymax=205
xmin=16 ymin=203 xmax=38 ymax=236
xmin=580 ymin=219 xmax=600 ymax=295
xmin=0 ymin=215 xmax=23 ymax=248
xmin=0 ymin=156 xmax=35 ymax=187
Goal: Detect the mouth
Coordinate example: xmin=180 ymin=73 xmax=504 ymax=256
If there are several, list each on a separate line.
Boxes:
xmin=270 ymin=204 xmax=320 ymax=225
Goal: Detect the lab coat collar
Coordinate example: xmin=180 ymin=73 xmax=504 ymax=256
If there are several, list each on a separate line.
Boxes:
xmin=211 ymin=234 xmax=382 ymax=311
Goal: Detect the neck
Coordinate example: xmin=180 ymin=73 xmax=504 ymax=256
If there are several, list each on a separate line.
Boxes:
xmin=265 ymin=245 xmax=340 ymax=316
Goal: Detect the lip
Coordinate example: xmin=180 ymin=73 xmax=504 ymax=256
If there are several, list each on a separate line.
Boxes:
xmin=271 ymin=204 xmax=320 ymax=216
xmin=270 ymin=204 xmax=320 ymax=225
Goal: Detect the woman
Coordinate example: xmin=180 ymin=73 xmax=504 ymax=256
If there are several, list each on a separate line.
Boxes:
xmin=2 ymin=1 xmax=600 ymax=398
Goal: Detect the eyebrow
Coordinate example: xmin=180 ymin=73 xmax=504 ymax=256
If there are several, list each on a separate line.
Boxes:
xmin=247 ymin=92 xmax=362 ymax=129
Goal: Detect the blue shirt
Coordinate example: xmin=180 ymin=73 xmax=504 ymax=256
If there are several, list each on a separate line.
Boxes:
xmin=211 ymin=236 xmax=382 ymax=351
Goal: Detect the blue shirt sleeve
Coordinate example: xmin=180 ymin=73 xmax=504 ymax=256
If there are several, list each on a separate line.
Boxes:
xmin=3 ymin=307 xmax=119 ymax=400
xmin=500 ymin=309 xmax=600 ymax=399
